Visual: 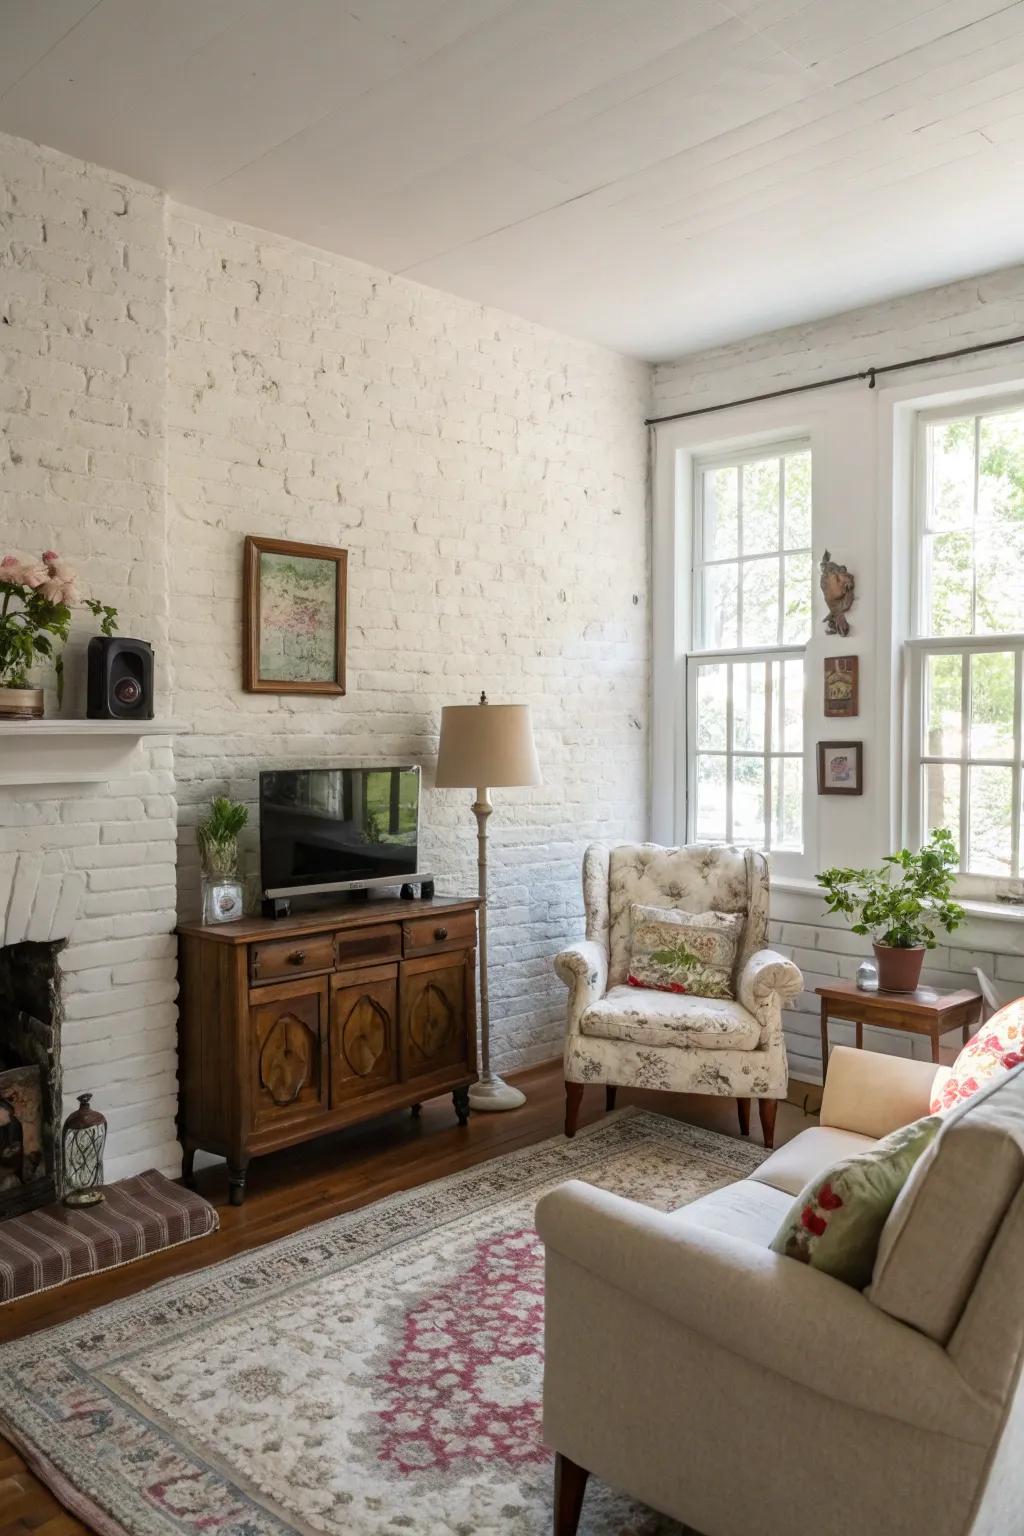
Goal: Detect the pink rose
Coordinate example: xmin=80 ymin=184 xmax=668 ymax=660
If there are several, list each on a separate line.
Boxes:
xmin=19 ymin=561 xmax=48 ymax=589
xmin=38 ymin=562 xmax=78 ymax=604
xmin=41 ymin=549 xmax=59 ymax=564
xmin=0 ymin=556 xmax=24 ymax=582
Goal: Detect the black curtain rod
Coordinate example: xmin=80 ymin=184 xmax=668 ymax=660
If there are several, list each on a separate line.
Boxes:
xmin=644 ymin=331 xmax=1024 ymax=427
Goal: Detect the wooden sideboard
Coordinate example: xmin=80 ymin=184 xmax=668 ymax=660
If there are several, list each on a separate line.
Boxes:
xmin=177 ymin=895 xmax=479 ymax=1203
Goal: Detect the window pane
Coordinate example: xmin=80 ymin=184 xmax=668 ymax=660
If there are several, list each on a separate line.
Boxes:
xmin=927 ymin=418 xmax=974 ymax=532
xmin=703 ymin=466 xmax=739 ymax=560
xmin=926 ymin=531 xmax=973 ymax=636
xmin=977 ymin=408 xmax=1024 ymax=528
xmin=771 ymin=756 xmax=802 ymax=850
xmin=741 ymin=458 xmax=780 ymax=555
xmin=782 ymin=550 xmax=812 ymax=643
xmin=974 ymin=520 xmax=1024 ymax=635
xmin=784 ymin=449 xmax=811 ymax=549
xmin=924 ymin=652 xmax=962 ymax=756
xmin=702 ymin=563 xmax=738 ymax=648
xmin=695 ymin=755 xmax=726 ymax=840
xmin=772 ymin=658 xmax=803 ymax=753
xmin=732 ymin=661 xmax=766 ymax=751
xmin=732 ymin=756 xmax=765 ymax=845
xmin=968 ymin=765 xmax=1013 ymax=875
xmin=923 ymin=763 xmax=961 ymax=852
xmin=970 ymin=651 xmax=1016 ymax=759
xmin=695 ymin=664 xmax=727 ymax=750
xmin=741 ymin=557 xmax=779 ymax=645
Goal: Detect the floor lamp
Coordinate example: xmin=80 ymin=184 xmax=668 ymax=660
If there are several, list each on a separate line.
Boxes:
xmin=435 ymin=693 xmax=541 ymax=1111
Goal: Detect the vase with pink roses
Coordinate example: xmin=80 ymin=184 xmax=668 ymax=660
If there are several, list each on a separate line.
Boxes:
xmin=0 ymin=550 xmax=118 ymax=719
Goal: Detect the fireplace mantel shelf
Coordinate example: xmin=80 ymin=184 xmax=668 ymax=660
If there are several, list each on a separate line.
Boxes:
xmin=0 ymin=720 xmax=186 ymax=786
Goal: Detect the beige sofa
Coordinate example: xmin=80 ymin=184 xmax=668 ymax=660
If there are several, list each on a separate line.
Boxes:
xmin=537 ymin=1046 xmax=1024 ymax=1536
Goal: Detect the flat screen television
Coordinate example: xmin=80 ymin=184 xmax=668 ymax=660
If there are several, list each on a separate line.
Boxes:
xmin=260 ymin=765 xmax=422 ymax=899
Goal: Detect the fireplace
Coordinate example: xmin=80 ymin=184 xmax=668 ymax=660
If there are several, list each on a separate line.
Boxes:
xmin=0 ymin=940 xmax=64 ymax=1218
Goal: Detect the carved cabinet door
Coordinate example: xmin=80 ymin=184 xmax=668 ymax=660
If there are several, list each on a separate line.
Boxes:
xmin=330 ymin=964 xmax=398 ymax=1105
xmin=399 ymin=951 xmax=473 ymax=1083
xmin=250 ymin=978 xmax=329 ymax=1133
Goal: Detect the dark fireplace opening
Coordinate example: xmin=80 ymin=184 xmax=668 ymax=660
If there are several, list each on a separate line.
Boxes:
xmin=0 ymin=940 xmax=64 ymax=1219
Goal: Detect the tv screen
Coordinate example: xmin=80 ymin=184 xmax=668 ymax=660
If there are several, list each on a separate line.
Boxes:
xmin=260 ymin=766 xmax=420 ymax=896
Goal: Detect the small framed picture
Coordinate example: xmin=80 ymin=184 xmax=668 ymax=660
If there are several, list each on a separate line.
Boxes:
xmin=243 ymin=536 xmax=347 ymax=695
xmin=817 ymin=740 xmax=863 ymax=796
xmin=824 ymin=655 xmax=859 ymax=718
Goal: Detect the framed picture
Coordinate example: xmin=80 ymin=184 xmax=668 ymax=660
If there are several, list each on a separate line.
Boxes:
xmin=817 ymin=741 xmax=863 ymax=796
xmin=243 ymin=536 xmax=347 ymax=695
xmin=824 ymin=655 xmax=859 ymax=717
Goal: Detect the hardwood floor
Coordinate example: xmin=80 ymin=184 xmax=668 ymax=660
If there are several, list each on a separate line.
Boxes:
xmin=0 ymin=1062 xmax=818 ymax=1533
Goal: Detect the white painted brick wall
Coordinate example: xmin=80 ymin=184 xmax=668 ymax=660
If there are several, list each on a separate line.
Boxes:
xmin=1 ymin=124 xmax=650 ymax=1186
xmin=653 ymin=266 xmax=1024 ymax=1080
xmin=1 ymin=134 xmax=179 ymax=1178
xmin=166 ymin=203 xmax=651 ymax=1075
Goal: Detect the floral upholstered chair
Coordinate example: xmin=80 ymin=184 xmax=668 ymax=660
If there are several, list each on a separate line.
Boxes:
xmin=555 ymin=843 xmax=803 ymax=1148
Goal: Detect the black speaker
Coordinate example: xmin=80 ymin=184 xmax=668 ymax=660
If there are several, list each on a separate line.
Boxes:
xmin=87 ymin=637 xmax=155 ymax=720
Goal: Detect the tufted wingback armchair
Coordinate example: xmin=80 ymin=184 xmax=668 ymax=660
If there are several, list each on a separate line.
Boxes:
xmin=555 ymin=843 xmax=802 ymax=1147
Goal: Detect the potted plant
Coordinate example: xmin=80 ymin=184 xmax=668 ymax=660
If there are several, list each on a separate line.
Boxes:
xmin=196 ymin=796 xmax=248 ymax=924
xmin=0 ymin=550 xmax=117 ymax=718
xmin=817 ymin=828 xmax=966 ymax=992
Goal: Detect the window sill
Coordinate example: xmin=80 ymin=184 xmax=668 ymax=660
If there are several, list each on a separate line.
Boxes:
xmin=769 ymin=877 xmax=1024 ymax=925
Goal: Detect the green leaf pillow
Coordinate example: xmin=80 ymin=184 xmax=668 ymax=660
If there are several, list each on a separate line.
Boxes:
xmin=769 ymin=1114 xmax=942 ymax=1289
xmin=627 ymin=903 xmax=743 ymax=1001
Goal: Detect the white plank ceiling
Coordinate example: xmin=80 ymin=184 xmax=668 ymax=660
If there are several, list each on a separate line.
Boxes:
xmin=2 ymin=0 xmax=1023 ymax=359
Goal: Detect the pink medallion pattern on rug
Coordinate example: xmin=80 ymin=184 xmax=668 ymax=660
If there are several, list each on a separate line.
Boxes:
xmin=377 ymin=1227 xmax=546 ymax=1474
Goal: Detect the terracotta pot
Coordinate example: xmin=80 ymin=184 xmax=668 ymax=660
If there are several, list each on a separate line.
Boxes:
xmin=0 ymin=686 xmax=43 ymax=720
xmin=873 ymin=941 xmax=925 ymax=993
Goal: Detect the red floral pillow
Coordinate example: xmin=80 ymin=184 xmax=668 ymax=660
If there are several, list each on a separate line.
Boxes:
xmin=931 ymin=996 xmax=1024 ymax=1114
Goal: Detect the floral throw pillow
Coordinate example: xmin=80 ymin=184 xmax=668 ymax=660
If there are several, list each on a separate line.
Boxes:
xmin=930 ymin=997 xmax=1024 ymax=1114
xmin=627 ymin=903 xmax=744 ymax=1001
xmin=769 ymin=1115 xmax=942 ymax=1289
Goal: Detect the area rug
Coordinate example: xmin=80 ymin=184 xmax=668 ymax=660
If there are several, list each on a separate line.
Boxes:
xmin=0 ymin=1109 xmax=765 ymax=1536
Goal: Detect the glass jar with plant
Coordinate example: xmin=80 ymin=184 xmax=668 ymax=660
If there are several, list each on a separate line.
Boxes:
xmin=0 ymin=550 xmax=117 ymax=719
xmin=817 ymin=828 xmax=966 ymax=992
xmin=196 ymin=797 xmax=248 ymax=924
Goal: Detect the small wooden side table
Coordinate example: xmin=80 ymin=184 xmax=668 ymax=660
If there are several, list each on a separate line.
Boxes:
xmin=816 ymin=979 xmax=982 ymax=1082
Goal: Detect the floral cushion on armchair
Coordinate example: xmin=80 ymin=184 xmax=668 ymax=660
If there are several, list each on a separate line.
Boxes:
xmin=930 ymin=996 xmax=1024 ymax=1113
xmin=627 ymin=903 xmax=744 ymax=1001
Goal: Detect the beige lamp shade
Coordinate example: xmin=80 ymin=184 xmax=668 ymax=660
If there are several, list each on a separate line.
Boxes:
xmin=435 ymin=698 xmax=541 ymax=789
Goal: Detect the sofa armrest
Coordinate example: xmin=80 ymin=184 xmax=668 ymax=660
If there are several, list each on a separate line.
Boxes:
xmin=554 ymin=940 xmax=608 ymax=1028
xmin=536 ymin=1179 xmax=993 ymax=1444
xmin=820 ymin=1045 xmax=941 ymax=1138
xmin=737 ymin=947 xmax=802 ymax=1034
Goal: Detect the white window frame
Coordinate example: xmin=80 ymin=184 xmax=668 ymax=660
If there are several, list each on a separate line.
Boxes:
xmin=912 ymin=390 xmax=1024 ymax=641
xmin=686 ymin=643 xmax=806 ymax=853
xmin=907 ymin=390 xmax=1024 ymax=886
xmin=686 ymin=437 xmax=811 ymax=859
xmin=692 ymin=437 xmax=812 ymax=652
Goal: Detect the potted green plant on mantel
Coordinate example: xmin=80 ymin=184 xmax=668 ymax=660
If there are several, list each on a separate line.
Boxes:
xmin=0 ymin=550 xmax=117 ymax=719
xmin=817 ymin=828 xmax=966 ymax=993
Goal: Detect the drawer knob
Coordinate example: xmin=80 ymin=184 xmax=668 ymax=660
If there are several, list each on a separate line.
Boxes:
xmin=287 ymin=949 xmax=306 ymax=965
xmin=434 ymin=926 xmax=448 ymax=941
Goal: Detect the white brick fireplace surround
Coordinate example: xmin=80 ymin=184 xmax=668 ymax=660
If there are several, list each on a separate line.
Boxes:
xmin=0 ymin=129 xmax=650 ymax=1178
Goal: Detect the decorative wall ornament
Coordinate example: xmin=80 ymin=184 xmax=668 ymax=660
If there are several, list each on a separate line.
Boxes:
xmin=824 ymin=655 xmax=859 ymax=717
xmin=819 ymin=550 xmax=855 ymax=636
xmin=817 ymin=740 xmax=863 ymax=796
xmin=243 ymin=535 xmax=347 ymax=695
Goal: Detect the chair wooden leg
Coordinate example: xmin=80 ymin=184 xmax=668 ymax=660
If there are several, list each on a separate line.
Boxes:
xmin=605 ymin=1085 xmax=618 ymax=1112
xmin=564 ymin=1082 xmax=585 ymax=1138
xmin=736 ymin=1097 xmax=751 ymax=1137
xmin=554 ymin=1451 xmax=590 ymax=1536
xmin=758 ymin=1097 xmax=778 ymax=1150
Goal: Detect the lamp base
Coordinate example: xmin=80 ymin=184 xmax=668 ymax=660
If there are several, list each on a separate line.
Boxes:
xmin=468 ymin=1072 xmax=526 ymax=1112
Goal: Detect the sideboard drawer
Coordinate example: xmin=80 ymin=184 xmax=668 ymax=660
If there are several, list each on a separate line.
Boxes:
xmin=402 ymin=910 xmax=476 ymax=958
xmin=250 ymin=932 xmax=334 ymax=985
xmin=335 ymin=923 xmax=402 ymax=970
